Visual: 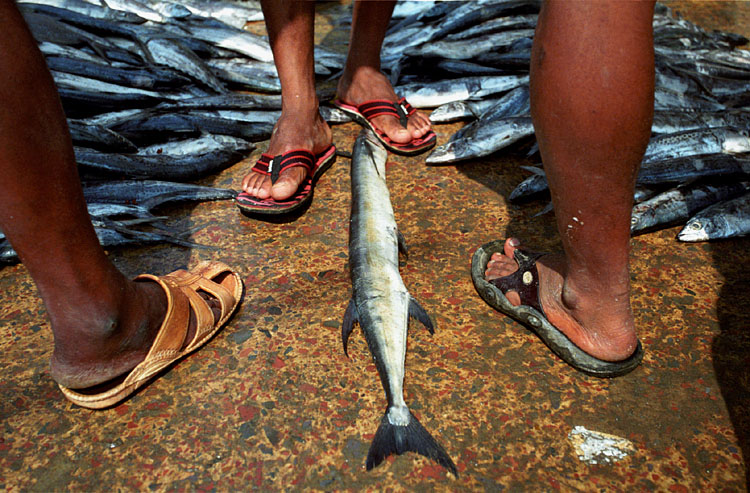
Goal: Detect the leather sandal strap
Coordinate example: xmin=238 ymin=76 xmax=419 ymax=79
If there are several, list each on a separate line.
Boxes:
xmin=129 ymin=274 xmax=193 ymax=376
xmin=489 ymin=249 xmax=547 ymax=316
xmin=167 ymin=269 xmax=235 ymax=340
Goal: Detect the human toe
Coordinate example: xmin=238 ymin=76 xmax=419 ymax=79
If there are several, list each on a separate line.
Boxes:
xmin=503 ymin=237 xmax=521 ymax=257
xmin=242 ymin=173 xmax=271 ymax=199
xmin=486 ymin=252 xmax=518 ymax=280
xmin=409 ymin=112 xmax=432 ymax=138
xmin=376 ymin=116 xmax=412 ymax=144
xmin=270 ymin=167 xmax=306 ymax=201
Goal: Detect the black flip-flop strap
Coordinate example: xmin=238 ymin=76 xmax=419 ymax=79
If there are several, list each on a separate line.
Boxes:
xmin=358 ymin=100 xmax=408 ymax=128
xmin=251 ymin=151 xmax=314 ymax=184
xmin=489 ymin=249 xmax=546 ymax=315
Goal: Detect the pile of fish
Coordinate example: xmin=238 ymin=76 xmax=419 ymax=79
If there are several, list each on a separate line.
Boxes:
xmin=0 ymin=0 xmax=351 ymax=264
xmin=383 ymin=0 xmax=750 ymax=242
xmin=343 ymin=130 xmax=457 ymax=476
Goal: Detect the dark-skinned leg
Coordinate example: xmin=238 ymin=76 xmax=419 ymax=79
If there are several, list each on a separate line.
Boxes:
xmin=336 ymin=0 xmax=432 ymax=143
xmin=0 ymin=1 xmax=170 ymax=389
xmin=241 ymin=0 xmax=332 ymax=202
xmin=485 ymin=0 xmax=655 ymax=362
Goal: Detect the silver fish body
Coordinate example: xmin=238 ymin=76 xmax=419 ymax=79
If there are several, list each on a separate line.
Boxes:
xmin=637 ymin=153 xmax=750 ymax=185
xmin=630 ymin=181 xmax=750 ymax=234
xmin=396 ymin=74 xmax=529 ymax=108
xmin=342 ymin=131 xmax=456 ymax=475
xmin=426 ymin=115 xmax=534 ymax=165
xmin=679 ymin=192 xmax=750 ymax=241
xmin=103 ymin=0 xmax=165 ymax=22
xmin=651 ymin=110 xmax=750 ymax=135
xmin=643 ymin=127 xmax=750 ymax=164
xmin=181 ymin=19 xmax=273 ymax=62
xmin=176 ymin=0 xmax=263 ymax=28
xmin=67 ymin=118 xmax=138 ymax=152
xmin=19 ymin=0 xmax=145 ymax=22
xmin=405 ymin=28 xmax=535 ymax=60
xmin=75 ymin=134 xmax=253 ymax=181
xmin=81 ymin=179 xmax=237 ymax=210
xmin=144 ymin=37 xmax=226 ymax=93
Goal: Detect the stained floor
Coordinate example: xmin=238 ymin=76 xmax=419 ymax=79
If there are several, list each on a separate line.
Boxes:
xmin=2 ymin=1 xmax=750 ymax=491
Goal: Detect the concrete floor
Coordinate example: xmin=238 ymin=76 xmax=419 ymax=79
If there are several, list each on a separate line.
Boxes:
xmin=1 ymin=1 xmax=750 ymax=491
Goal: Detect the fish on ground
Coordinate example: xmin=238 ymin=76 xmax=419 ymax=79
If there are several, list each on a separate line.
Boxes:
xmin=342 ymin=130 xmax=457 ymax=476
xmin=81 ymin=179 xmax=237 ymax=211
xmin=678 ymin=191 xmax=750 ymax=241
xmin=630 ymin=180 xmax=750 ymax=234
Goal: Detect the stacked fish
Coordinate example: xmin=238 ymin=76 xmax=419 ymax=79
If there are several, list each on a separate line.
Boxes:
xmin=382 ymin=0 xmax=750 ymax=242
xmin=0 ymin=0 xmax=350 ymax=263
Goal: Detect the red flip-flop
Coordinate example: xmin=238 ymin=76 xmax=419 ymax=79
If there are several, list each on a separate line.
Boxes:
xmin=331 ymin=97 xmax=436 ymax=156
xmin=236 ymin=144 xmax=336 ymax=216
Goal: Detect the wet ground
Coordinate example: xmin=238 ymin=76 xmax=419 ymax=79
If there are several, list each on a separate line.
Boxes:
xmin=1 ymin=1 xmax=750 ymax=491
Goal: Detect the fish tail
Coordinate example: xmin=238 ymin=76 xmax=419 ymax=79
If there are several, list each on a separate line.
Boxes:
xmin=366 ymin=409 xmax=457 ymax=477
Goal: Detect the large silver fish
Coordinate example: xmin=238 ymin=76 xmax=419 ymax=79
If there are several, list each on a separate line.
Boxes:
xmin=342 ymin=130 xmax=457 ymax=476
xmin=630 ymin=181 xmax=750 ymax=234
xmin=678 ymin=192 xmax=750 ymax=242
xmin=396 ymin=74 xmax=529 ymax=108
xmin=426 ymin=115 xmax=534 ymax=165
xmin=642 ymin=127 xmax=750 ymax=164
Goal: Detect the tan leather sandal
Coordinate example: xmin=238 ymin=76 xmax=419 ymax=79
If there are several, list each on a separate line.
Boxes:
xmin=58 ymin=260 xmax=243 ymax=409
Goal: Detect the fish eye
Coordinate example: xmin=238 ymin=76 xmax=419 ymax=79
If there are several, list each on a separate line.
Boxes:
xmin=690 ymin=222 xmax=702 ymax=230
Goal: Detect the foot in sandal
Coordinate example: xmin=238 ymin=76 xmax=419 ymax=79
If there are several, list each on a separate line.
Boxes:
xmin=52 ymin=261 xmax=243 ymax=409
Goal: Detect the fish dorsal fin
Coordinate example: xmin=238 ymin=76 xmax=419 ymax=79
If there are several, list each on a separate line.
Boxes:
xmin=397 ymin=229 xmax=409 ymax=259
xmin=342 ymin=299 xmax=359 ymax=357
xmin=409 ymin=297 xmax=434 ymax=334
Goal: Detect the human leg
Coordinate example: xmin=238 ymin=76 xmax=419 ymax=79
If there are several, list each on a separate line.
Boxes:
xmin=240 ymin=0 xmax=332 ymax=203
xmin=334 ymin=0 xmax=434 ymax=153
xmin=482 ymin=0 xmax=655 ymax=364
xmin=0 ymin=1 xmax=240 ymax=400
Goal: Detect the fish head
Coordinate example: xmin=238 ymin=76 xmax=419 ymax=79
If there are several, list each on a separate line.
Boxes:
xmin=724 ymin=130 xmax=750 ymax=154
xmin=678 ymin=219 xmax=710 ymax=242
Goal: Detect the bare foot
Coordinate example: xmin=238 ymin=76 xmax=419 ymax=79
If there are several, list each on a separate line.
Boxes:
xmin=240 ymin=107 xmax=332 ymax=202
xmin=485 ymin=238 xmax=638 ymax=362
xmin=336 ymin=66 xmax=432 ymax=144
xmin=49 ymin=278 xmax=222 ymax=390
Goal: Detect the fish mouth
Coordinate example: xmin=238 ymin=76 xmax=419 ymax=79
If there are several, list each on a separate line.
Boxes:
xmin=679 ymin=220 xmax=709 ymax=241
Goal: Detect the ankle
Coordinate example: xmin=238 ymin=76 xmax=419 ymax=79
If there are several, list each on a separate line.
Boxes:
xmin=280 ymin=95 xmax=320 ymax=115
xmin=48 ymin=280 xmax=166 ymax=387
xmin=270 ymin=111 xmax=331 ymax=151
xmin=50 ymin=281 xmax=164 ymax=363
xmin=559 ymin=274 xmax=638 ymax=355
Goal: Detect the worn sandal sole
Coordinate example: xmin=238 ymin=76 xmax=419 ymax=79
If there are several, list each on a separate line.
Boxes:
xmin=471 ymin=240 xmax=643 ymax=378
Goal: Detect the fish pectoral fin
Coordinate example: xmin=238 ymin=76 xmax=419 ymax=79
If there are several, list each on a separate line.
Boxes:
xmin=342 ymin=299 xmax=359 ymax=357
xmin=397 ymin=229 xmax=409 ymax=259
xmin=409 ymin=297 xmax=434 ymax=334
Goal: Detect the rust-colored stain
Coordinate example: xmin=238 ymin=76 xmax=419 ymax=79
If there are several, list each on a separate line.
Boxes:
xmin=1 ymin=1 xmax=750 ymax=491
